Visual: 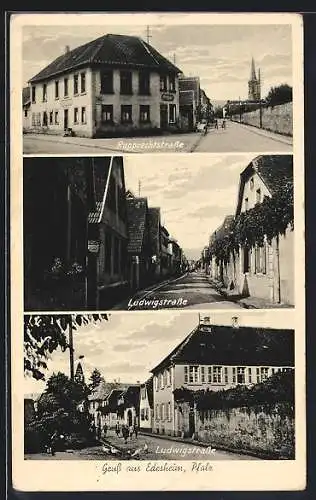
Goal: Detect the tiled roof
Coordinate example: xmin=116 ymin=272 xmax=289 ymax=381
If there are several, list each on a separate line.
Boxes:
xmin=88 ymin=380 xmax=129 ymax=401
xmin=236 ymin=155 xmax=293 ymax=215
xmin=29 ymin=34 xmax=181 ymax=83
xmin=126 ymin=197 xmax=148 ymax=254
xmin=151 ymin=323 xmax=294 ymax=373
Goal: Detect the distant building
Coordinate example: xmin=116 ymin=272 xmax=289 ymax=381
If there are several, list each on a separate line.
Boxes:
xmin=25 ymin=34 xmax=181 ymax=138
xmin=151 ymin=315 xmax=294 ymax=437
xmin=22 ymin=87 xmax=31 ymax=131
xmin=248 ymin=57 xmax=261 ymax=101
xmin=139 ymin=377 xmax=154 ymax=432
xmin=117 ymin=385 xmax=141 ymax=428
xmin=74 ymin=361 xmax=85 ymax=384
xmin=179 ymin=76 xmax=201 ymax=131
xmin=148 ymin=207 xmax=162 ymax=280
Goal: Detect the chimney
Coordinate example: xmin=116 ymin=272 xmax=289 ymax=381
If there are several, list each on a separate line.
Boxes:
xmin=65 ymin=45 xmax=70 ymax=54
xmin=232 ymin=316 xmax=239 ymax=328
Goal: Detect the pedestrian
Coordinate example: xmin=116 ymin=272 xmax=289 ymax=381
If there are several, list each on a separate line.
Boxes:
xmin=115 ymin=422 xmax=120 ymax=437
xmin=133 ymin=424 xmax=138 ymax=439
xmin=215 ymin=119 xmax=218 ymax=129
xmin=222 ymin=119 xmax=226 ymax=129
xmin=50 ymin=430 xmax=58 ymax=456
xmin=103 ymin=422 xmax=108 ymax=438
xmin=121 ymin=425 xmax=129 ymax=444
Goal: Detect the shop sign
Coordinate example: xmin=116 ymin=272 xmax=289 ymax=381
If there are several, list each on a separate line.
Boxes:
xmin=161 ymin=93 xmax=175 ymax=102
xmin=88 ymin=240 xmax=100 ymax=254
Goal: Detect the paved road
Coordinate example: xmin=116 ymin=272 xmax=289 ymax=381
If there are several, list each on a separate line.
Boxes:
xmin=113 ymin=271 xmax=243 ymax=310
xmin=25 ymin=432 xmax=259 ymax=461
xmin=196 ymin=120 xmax=292 ymax=152
xmin=23 ymin=122 xmax=292 ymax=154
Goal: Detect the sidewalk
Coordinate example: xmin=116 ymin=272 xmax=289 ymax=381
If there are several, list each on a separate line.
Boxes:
xmin=207 ymin=276 xmax=293 ymax=309
xmin=231 ymin=121 xmax=293 ymax=146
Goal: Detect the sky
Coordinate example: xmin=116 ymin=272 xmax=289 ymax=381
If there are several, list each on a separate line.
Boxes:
xmin=124 ymin=154 xmax=254 ymax=260
xmin=22 ymin=22 xmax=292 ymax=101
xmin=24 ymin=309 xmax=294 ymax=395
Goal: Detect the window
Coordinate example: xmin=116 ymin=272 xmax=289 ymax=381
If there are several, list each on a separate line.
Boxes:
xmin=161 ymin=403 xmax=165 ymax=420
xmin=237 ymin=367 xmax=246 ymax=384
xmin=139 ymin=71 xmax=150 ymax=95
xmin=81 ymin=107 xmax=86 ymax=124
xmin=169 ymin=104 xmax=176 ymax=124
xmin=167 ymin=402 xmax=171 ymax=421
xmin=201 ymin=366 xmax=205 ymax=383
xmin=160 ymin=75 xmax=167 ymax=91
xmin=42 ymin=84 xmax=47 ymax=102
xmin=104 ymin=232 xmax=112 ymax=274
xmin=189 ymin=366 xmax=199 ymax=383
xmin=256 ymin=188 xmax=261 ymax=203
xmin=208 ymin=366 xmax=212 ymax=383
xmin=256 ymin=367 xmax=260 ymax=383
xmin=271 ymin=368 xmax=275 ymax=375
xmin=169 ymin=74 xmax=176 ymax=92
xmin=163 ymin=370 xmax=167 ymax=387
xmin=121 ymin=105 xmax=132 ymax=124
xmin=141 ymin=408 xmax=145 ymax=421
xmin=244 ymin=197 xmax=249 ymax=210
xmin=212 ymin=366 xmax=222 ymax=384
xmin=74 ymin=107 xmax=79 ymax=124
xmin=120 ymin=71 xmax=132 ymax=94
xmin=184 ymin=366 xmax=188 ymax=383
xmin=42 ymin=111 xmax=48 ymax=126
xmin=31 ymin=86 xmax=36 ymax=103
xmin=167 ymin=368 xmax=171 ymax=386
xmin=156 ymin=404 xmax=160 ymax=420
xmin=80 ymin=72 xmax=86 ymax=93
xmin=140 ymin=105 xmax=150 ymax=123
xmin=250 ymin=177 xmax=254 ymax=190
xmin=224 ymin=367 xmax=229 ymax=384
xmin=154 ymin=375 xmax=158 ymax=391
xmin=101 ymin=104 xmax=113 ymax=124
xmin=74 ymin=74 xmax=79 ymax=94
xmin=254 ymin=244 xmax=267 ymax=274
xmin=31 ymin=113 xmax=35 ymax=126
xmin=260 ymin=367 xmax=269 ymax=382
xmin=64 ymin=78 xmax=69 ymax=97
xmin=160 ymin=373 xmax=164 ymax=389
xmin=24 ymin=109 xmax=28 ymax=118
xmin=248 ymin=368 xmax=252 ymax=383
xmin=232 ymin=367 xmax=236 ymax=383
xmin=100 ymin=70 xmax=113 ymax=93
xmin=55 ymin=81 xmax=59 ymax=99
xmin=49 ymin=111 xmax=53 ymax=125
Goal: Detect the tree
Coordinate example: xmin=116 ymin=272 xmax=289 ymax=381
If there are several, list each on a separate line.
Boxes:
xmin=265 ymin=84 xmax=292 ymax=107
xmin=26 ymin=372 xmax=93 ymax=451
xmin=88 ymin=368 xmax=104 ymax=391
xmin=24 ymin=314 xmax=108 ymax=381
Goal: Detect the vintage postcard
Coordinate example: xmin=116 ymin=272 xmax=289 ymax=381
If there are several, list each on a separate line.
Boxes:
xmin=10 ymin=11 xmax=305 ymax=492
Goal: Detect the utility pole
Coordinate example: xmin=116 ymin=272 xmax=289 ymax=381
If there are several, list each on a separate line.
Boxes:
xmin=69 ymin=316 xmax=74 ymax=380
xmin=146 ymin=26 xmax=152 ymax=44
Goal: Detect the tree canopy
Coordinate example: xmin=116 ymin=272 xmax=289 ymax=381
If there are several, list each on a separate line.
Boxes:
xmin=265 ymin=84 xmax=292 ymax=107
xmin=88 ymin=368 xmax=104 ymax=391
xmin=24 ymin=314 xmax=108 ymax=380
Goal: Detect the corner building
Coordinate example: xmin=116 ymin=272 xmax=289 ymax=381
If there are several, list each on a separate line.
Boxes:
xmin=27 ymin=34 xmax=181 ymax=138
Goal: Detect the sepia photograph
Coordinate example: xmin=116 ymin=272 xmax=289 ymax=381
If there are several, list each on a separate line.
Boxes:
xmin=24 ymin=154 xmax=294 ymax=312
xmin=24 ymin=311 xmax=295 ymax=462
xmin=19 ymin=18 xmax=295 ymax=154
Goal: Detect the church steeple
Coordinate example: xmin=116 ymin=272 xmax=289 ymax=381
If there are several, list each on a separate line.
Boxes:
xmin=74 ymin=361 xmax=85 ymax=384
xmin=248 ymin=57 xmax=261 ymax=101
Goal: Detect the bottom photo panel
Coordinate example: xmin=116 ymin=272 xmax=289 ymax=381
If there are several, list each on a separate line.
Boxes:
xmin=24 ymin=311 xmax=295 ymax=462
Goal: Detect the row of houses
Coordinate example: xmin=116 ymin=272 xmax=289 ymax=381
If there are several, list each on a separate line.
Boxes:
xmin=22 ymin=33 xmax=213 ymax=137
xmin=24 ymin=156 xmax=187 ymax=310
xmin=201 ymin=155 xmax=294 ymax=306
xmin=84 ymin=315 xmax=294 ymax=439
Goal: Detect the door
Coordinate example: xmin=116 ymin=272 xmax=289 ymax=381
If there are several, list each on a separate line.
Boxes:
xmin=160 ymin=104 xmax=168 ymax=129
xmin=127 ymin=410 xmax=133 ymax=427
xmin=64 ymin=109 xmax=69 ymax=130
xmin=189 ymin=409 xmax=195 ymax=437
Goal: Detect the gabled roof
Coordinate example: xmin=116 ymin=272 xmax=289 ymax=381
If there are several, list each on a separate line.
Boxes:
xmin=236 ymin=155 xmax=293 ymax=215
xmin=151 ymin=323 xmax=294 ymax=373
xmin=29 ymin=33 xmax=181 ymax=83
xmin=126 ymin=197 xmax=148 ymax=254
xmin=88 ymin=379 xmax=129 ymax=401
xmin=87 ymin=157 xmax=112 ymax=224
xmin=209 ymin=215 xmax=234 ymax=245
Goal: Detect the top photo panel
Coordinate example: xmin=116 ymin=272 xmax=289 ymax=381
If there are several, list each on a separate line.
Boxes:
xmin=18 ymin=14 xmax=300 ymax=155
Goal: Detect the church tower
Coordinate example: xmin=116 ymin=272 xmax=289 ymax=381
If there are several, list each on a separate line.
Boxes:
xmin=74 ymin=361 xmax=85 ymax=384
xmin=248 ymin=57 xmax=261 ymax=101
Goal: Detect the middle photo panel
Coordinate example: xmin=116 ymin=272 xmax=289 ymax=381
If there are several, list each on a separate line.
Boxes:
xmin=23 ymin=153 xmax=294 ymax=312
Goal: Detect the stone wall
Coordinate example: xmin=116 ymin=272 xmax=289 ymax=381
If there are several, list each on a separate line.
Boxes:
xmin=231 ymin=102 xmax=293 ymax=137
xmin=195 ymin=403 xmax=294 ymax=459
